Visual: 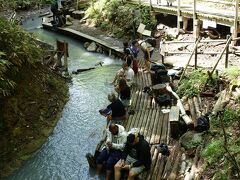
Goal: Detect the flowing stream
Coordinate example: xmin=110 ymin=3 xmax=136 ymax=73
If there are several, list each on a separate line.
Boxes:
xmin=7 ymin=16 xmax=121 ymax=180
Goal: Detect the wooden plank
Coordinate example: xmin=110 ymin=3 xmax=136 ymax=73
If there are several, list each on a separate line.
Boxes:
xmin=151 ymin=153 xmax=162 ymax=180
xmin=147 ymin=148 xmax=159 ymax=180
xmin=132 ymin=109 xmax=142 ymax=129
xmin=132 ymin=90 xmax=141 ymax=110
xmin=160 ymin=112 xmax=169 ymax=144
xmin=157 ymin=156 xmax=168 ymax=179
xmin=135 ymin=90 xmax=144 ymax=110
xmin=150 ymin=109 xmax=161 ymax=144
xmin=142 ymin=109 xmax=155 ymax=138
xmin=154 ymin=109 xmax=164 ymax=144
xmin=125 ymin=113 xmax=135 ymax=131
xmin=166 ymin=112 xmax=171 ymax=144
xmin=161 ymin=142 xmax=180 ymax=179
xmin=168 ymin=150 xmax=182 ymax=180
xmin=188 ymin=98 xmax=197 ymax=125
xmin=145 ymin=109 xmax=157 ymax=142
xmin=140 ymin=109 xmax=150 ymax=135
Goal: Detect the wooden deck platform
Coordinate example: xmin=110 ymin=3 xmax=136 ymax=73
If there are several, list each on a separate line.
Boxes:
xmin=121 ymin=60 xmax=173 ymax=180
xmin=121 ymin=60 xmax=202 ymax=180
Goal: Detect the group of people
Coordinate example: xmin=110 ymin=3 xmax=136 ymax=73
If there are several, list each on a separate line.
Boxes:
xmin=123 ymin=38 xmax=157 ymax=74
xmin=95 ymin=37 xmax=159 ymax=179
xmin=95 ymin=124 xmax=151 ymax=180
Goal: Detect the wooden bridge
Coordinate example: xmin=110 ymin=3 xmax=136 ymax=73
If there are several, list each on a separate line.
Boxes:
xmin=129 ymin=0 xmax=240 ymax=45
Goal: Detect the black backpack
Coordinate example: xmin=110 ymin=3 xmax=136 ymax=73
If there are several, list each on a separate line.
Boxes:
xmin=151 ymin=64 xmax=166 ymax=72
xmin=156 ymin=143 xmax=170 ymax=156
xmin=195 ymin=115 xmax=210 ymax=132
xmin=155 ymin=94 xmax=171 ymax=106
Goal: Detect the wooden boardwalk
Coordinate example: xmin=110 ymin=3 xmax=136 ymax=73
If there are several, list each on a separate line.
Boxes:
xmin=123 ymin=60 xmax=203 ymax=180
xmin=122 ymin=60 xmax=182 ymax=180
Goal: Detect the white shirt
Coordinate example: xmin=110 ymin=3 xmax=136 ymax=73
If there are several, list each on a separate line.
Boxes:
xmin=125 ymin=67 xmax=134 ymax=81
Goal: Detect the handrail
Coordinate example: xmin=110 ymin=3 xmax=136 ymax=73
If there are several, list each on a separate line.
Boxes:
xmin=201 ymin=0 xmax=240 ymax=6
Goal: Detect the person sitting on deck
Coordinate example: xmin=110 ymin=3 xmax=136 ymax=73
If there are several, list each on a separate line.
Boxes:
xmin=100 ymin=93 xmax=126 ymax=125
xmin=114 ymin=130 xmax=151 ymax=180
xmin=96 ymin=123 xmax=127 ymax=180
xmin=115 ymin=78 xmax=131 ymax=108
xmin=111 ymin=63 xmax=134 ymax=87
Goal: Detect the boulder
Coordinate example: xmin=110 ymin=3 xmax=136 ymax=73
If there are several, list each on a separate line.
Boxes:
xmin=87 ymin=42 xmax=97 ymax=52
xmin=180 ymin=131 xmax=203 ymax=150
xmin=83 ymin=42 xmax=90 ymax=49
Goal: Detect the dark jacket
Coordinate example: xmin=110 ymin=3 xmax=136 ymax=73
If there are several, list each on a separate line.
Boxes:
xmin=122 ymin=135 xmax=151 ymax=169
xmin=120 ymin=86 xmax=131 ymax=100
xmin=107 ymin=99 xmax=126 ymax=118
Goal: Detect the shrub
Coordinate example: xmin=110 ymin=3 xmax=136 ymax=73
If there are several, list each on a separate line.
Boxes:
xmin=0 ymin=18 xmax=42 ymax=96
xmin=202 ymin=139 xmax=225 ymax=165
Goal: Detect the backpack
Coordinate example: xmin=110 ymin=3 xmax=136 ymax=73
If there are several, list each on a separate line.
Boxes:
xmin=195 ymin=115 xmax=210 ymax=132
xmin=155 ymin=94 xmax=171 ymax=106
xmin=151 ymin=64 xmax=166 ymax=72
xmin=156 ymin=143 xmax=170 ymax=156
xmin=152 ymin=69 xmax=170 ymax=85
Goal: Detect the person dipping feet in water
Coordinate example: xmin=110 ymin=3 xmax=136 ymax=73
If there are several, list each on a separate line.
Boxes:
xmin=111 ymin=63 xmax=134 ymax=87
xmin=95 ymin=123 xmax=127 ymax=180
xmin=115 ymin=78 xmax=131 ymax=108
xmin=99 ymin=93 xmax=126 ymax=125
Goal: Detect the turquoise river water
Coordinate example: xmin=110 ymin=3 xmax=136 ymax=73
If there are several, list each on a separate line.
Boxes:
xmin=7 ymin=17 xmax=122 ymax=180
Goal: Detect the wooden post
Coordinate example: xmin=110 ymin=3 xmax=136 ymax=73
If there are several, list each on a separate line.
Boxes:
xmin=64 ymin=41 xmax=68 ymax=73
xmin=177 ymin=0 xmax=181 ymax=34
xmin=232 ymin=0 xmax=239 ymax=46
xmin=194 ymin=38 xmax=198 ymax=69
xmin=150 ymin=0 xmax=152 ymax=11
xmin=76 ymin=0 xmax=78 ymax=10
xmin=225 ymin=35 xmax=230 ymax=68
xmin=193 ymin=0 xmax=200 ymax=39
xmin=179 ymin=37 xmax=201 ymax=83
xmin=209 ymin=36 xmax=232 ymax=76
xmin=109 ymin=49 xmax=112 ymax=57
xmin=183 ymin=17 xmax=189 ymax=31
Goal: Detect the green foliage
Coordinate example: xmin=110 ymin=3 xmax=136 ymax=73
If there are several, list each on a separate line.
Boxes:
xmin=211 ymin=108 xmax=240 ymax=128
xmin=0 ymin=0 xmax=53 ymax=9
xmin=202 ymin=139 xmax=225 ymax=165
xmin=85 ymin=1 xmax=156 ymax=37
xmin=0 ymin=18 xmax=41 ymax=66
xmin=0 ymin=18 xmax=42 ymax=96
xmin=222 ymin=66 xmax=240 ymax=79
xmin=139 ymin=6 xmax=156 ymax=30
xmin=177 ymin=70 xmax=208 ymax=97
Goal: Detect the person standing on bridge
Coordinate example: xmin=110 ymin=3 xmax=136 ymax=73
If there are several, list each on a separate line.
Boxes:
xmin=129 ymin=40 xmax=140 ymax=74
xmin=114 ymin=130 xmax=151 ymax=180
xmin=95 ymin=123 xmax=127 ymax=180
xmin=139 ymin=38 xmax=157 ymax=73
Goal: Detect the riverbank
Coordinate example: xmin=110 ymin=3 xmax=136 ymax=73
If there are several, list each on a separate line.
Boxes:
xmin=0 ymin=62 xmax=69 ymax=177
